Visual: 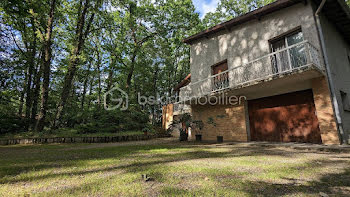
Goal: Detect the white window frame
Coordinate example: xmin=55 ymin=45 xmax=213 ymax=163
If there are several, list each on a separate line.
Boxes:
xmin=270 ymin=30 xmax=304 ymax=72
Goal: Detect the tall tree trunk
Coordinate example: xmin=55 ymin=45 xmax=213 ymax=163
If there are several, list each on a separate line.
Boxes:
xmin=24 ymin=64 xmax=33 ymax=120
xmin=125 ymin=28 xmax=138 ymax=91
xmin=167 ymin=71 xmax=172 ymax=96
xmin=81 ymin=63 xmax=91 ymax=109
xmin=126 ymin=52 xmax=136 ymax=91
xmin=31 ymin=51 xmax=43 ymax=125
xmin=87 ymin=74 xmax=95 ymax=110
xmin=35 ymin=0 xmax=56 ymax=131
xmin=53 ymin=0 xmax=95 ymax=128
xmin=106 ymin=56 xmax=115 ymax=92
xmin=18 ymin=75 xmax=27 ymax=117
xmin=96 ymin=51 xmax=102 ymax=106
xmin=152 ymin=65 xmax=159 ymax=125
xmin=105 ymin=64 xmax=114 ymax=104
xmin=67 ymin=83 xmax=77 ymax=127
xmin=25 ymin=21 xmax=37 ymax=124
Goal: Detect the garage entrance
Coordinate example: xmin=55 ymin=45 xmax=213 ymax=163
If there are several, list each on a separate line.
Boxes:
xmin=248 ymin=89 xmax=322 ymax=143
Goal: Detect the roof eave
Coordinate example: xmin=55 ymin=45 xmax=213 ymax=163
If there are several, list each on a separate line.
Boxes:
xmin=183 ymin=0 xmax=304 ymax=45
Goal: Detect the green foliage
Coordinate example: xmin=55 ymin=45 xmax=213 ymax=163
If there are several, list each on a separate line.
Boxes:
xmin=179 ymin=113 xmax=192 ymax=128
xmin=192 ymin=120 xmax=204 ymax=130
xmin=74 ymin=109 xmax=150 ymax=134
xmin=168 ymin=113 xmax=204 ymax=136
xmin=0 ymin=112 xmax=26 ymax=134
xmin=142 ymin=124 xmax=155 ymax=133
xmin=0 ymin=0 xmax=200 ymax=134
xmin=207 ymin=117 xmax=217 ymax=127
xmin=203 ymin=0 xmax=275 ymax=28
xmin=179 ymin=128 xmax=188 ymax=141
xmin=0 ymin=92 xmax=26 ymax=134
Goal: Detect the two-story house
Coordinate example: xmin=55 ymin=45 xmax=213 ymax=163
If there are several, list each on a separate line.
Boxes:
xmin=176 ymin=0 xmax=350 ymax=144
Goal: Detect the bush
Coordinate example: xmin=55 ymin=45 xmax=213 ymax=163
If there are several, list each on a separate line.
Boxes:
xmin=179 ymin=129 xmax=188 ymax=141
xmin=74 ymin=109 xmax=150 ymax=134
xmin=0 ymin=93 xmax=27 ymax=134
xmin=154 ymin=126 xmax=167 ymax=134
xmin=142 ymin=124 xmax=155 ymax=134
xmin=75 ymin=123 xmax=100 ymax=134
xmin=0 ymin=112 xmax=26 ymax=134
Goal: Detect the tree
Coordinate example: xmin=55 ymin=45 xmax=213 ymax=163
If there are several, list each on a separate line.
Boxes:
xmin=35 ymin=0 xmax=57 ymax=131
xmin=1 ymin=0 xmax=51 ymax=130
xmin=1 ymin=0 xmax=202 ymax=133
xmin=203 ymin=0 xmax=275 ymax=28
xmin=53 ymin=0 xmax=101 ymax=127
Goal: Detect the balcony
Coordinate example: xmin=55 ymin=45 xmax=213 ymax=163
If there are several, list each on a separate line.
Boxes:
xmin=179 ymin=41 xmax=324 ymax=102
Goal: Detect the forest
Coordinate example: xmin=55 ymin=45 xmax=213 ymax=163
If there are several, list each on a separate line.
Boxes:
xmin=0 ymin=0 xmax=295 ymax=137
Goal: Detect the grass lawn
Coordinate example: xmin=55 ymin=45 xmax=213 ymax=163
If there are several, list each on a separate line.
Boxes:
xmin=0 ymin=138 xmax=350 ymax=196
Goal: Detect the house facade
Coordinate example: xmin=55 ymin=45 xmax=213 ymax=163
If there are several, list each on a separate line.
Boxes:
xmin=175 ymin=0 xmax=350 ymax=144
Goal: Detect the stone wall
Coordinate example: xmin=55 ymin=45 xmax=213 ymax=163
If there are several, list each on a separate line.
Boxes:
xmin=0 ymin=134 xmax=171 ymax=146
xmin=312 ymin=77 xmax=341 ymax=144
xmin=191 ymin=103 xmax=248 ymax=142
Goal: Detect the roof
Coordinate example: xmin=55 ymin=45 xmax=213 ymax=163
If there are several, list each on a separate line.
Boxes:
xmin=184 ymin=0 xmax=350 ymax=44
xmin=174 ymin=74 xmax=191 ymax=91
xmin=314 ymin=0 xmax=350 ymax=43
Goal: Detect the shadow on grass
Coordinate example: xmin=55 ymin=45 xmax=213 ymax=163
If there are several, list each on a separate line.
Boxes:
xmin=1 ymin=140 xmax=350 ymax=196
xmin=236 ymin=169 xmax=350 ymax=196
xmin=35 ymin=165 xmax=350 ymax=196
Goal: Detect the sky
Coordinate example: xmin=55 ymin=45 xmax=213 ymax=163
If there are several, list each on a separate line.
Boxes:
xmin=193 ymin=0 xmax=219 ymax=18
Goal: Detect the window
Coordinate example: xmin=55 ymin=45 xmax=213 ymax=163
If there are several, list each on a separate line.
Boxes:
xmin=341 ymin=91 xmax=350 ymax=112
xmin=270 ymin=30 xmax=307 ymax=73
xmin=211 ymin=60 xmax=229 ymax=91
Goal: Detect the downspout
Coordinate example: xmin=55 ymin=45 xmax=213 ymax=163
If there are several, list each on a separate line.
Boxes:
xmin=314 ymin=0 xmax=346 ymax=144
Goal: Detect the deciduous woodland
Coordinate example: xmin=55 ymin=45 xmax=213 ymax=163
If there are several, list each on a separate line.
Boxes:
xmin=1 ymin=0 xmax=294 ymax=136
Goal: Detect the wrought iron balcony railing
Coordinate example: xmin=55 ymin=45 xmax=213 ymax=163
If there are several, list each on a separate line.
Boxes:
xmin=179 ymin=41 xmax=324 ymax=101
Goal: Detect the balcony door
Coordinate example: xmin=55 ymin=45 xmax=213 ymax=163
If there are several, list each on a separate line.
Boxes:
xmin=212 ymin=60 xmax=229 ymax=91
xmin=271 ymin=31 xmax=307 ymax=74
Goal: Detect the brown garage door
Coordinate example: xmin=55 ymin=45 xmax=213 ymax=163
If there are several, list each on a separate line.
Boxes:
xmin=248 ymin=90 xmax=322 ymax=143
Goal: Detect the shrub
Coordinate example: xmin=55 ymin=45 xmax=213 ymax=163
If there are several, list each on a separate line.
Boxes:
xmin=74 ymin=109 xmax=150 ymax=134
xmin=142 ymin=124 xmax=155 ymax=134
xmin=0 ymin=112 xmax=26 ymax=134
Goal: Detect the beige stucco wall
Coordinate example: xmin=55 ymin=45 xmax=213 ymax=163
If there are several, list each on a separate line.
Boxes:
xmin=189 ymin=2 xmax=320 ymax=97
xmin=319 ymin=13 xmax=350 ymax=143
xmin=191 ymin=103 xmax=248 ymax=142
